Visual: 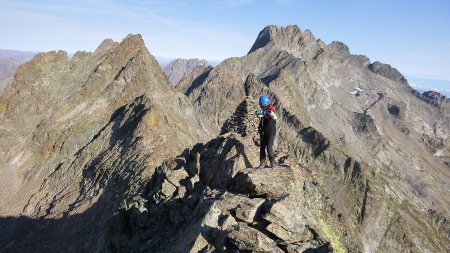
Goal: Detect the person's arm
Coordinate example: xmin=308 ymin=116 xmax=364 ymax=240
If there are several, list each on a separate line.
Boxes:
xmin=256 ymin=109 xmax=265 ymax=118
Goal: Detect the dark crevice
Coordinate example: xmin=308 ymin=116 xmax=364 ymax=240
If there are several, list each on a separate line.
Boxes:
xmin=351 ymin=162 xmax=361 ymax=183
xmin=303 ymin=242 xmax=333 ymax=253
xmin=227 ymin=199 xmax=287 ymax=252
xmin=307 ymin=226 xmax=322 ymax=242
xmin=343 ymin=157 xmax=352 ymax=178
xmin=359 ymin=180 xmax=370 ymax=224
xmin=313 ymin=48 xmax=325 ymax=60
xmin=246 ymin=218 xmax=288 ymax=253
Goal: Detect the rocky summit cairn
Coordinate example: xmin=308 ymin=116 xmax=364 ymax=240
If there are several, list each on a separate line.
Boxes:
xmin=0 ymin=25 xmax=449 ymax=253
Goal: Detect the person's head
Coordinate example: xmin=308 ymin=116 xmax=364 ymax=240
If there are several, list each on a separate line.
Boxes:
xmin=259 ymin=95 xmax=270 ymax=108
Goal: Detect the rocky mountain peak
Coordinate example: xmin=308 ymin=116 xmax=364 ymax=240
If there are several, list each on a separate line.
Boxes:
xmin=95 ymin=38 xmax=118 ymax=51
xmin=0 ymin=32 xmax=214 ymax=217
xmin=163 ymin=58 xmax=210 ymax=86
xmin=248 ymin=25 xmax=326 ymax=61
xmin=248 ymin=25 xmax=302 ymax=53
xmin=327 ymin=41 xmax=351 ymax=56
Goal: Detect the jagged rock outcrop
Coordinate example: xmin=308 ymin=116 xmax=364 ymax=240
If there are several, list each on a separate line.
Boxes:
xmin=368 ymin=61 xmax=408 ymax=84
xmin=163 ymin=58 xmax=210 ymax=86
xmin=0 ymin=34 xmax=216 ymax=252
xmin=413 ymin=89 xmax=449 ymax=107
xmin=0 ymin=49 xmax=36 ymax=93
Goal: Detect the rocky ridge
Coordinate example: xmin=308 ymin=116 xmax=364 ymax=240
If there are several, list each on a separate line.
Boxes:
xmin=0 ymin=25 xmax=449 ymax=253
xmin=103 ymin=97 xmax=340 ymax=252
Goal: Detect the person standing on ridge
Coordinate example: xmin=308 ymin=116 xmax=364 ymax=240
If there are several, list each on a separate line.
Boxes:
xmin=257 ymin=95 xmax=278 ymax=168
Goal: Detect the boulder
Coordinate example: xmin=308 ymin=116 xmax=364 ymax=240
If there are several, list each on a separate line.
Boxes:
xmin=227 ymin=224 xmax=284 ymax=253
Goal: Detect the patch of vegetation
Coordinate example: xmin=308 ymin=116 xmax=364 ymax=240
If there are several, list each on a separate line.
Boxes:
xmin=353 ymin=113 xmax=375 ymax=133
xmin=319 ymin=218 xmax=348 ymax=253
xmin=304 ymin=183 xmax=348 ymax=253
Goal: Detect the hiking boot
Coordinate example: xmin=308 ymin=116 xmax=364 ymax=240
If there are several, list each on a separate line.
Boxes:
xmin=270 ymin=160 xmax=277 ymax=168
xmin=258 ymin=160 xmax=265 ymax=169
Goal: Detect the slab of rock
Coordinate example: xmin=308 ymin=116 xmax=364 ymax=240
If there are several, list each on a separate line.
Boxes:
xmin=235 ymin=197 xmax=265 ymax=224
xmin=227 ymin=224 xmax=284 ymax=253
xmin=232 ymin=167 xmax=302 ymax=199
xmin=263 ymin=196 xmax=313 ymax=243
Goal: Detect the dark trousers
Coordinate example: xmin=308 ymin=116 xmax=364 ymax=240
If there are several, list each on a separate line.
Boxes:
xmin=260 ymin=134 xmax=275 ymax=162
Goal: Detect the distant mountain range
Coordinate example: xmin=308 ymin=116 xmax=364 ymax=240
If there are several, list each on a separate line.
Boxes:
xmin=406 ymin=74 xmax=450 ymax=97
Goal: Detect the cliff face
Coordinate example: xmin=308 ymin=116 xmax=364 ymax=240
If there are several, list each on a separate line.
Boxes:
xmin=0 ymin=25 xmax=449 ymax=253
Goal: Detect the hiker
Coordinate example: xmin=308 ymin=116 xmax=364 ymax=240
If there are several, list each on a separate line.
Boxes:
xmin=257 ymin=95 xmax=278 ymax=168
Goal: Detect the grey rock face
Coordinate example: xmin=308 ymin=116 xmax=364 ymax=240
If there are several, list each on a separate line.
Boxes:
xmin=163 ymin=58 xmax=209 ymax=86
xmin=0 ymin=49 xmax=36 ymax=93
xmin=233 ymin=167 xmax=302 ymax=199
xmin=368 ymin=61 xmax=408 ymax=84
xmin=175 ymin=65 xmax=213 ymax=95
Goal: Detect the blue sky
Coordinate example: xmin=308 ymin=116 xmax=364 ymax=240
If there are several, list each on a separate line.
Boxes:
xmin=1 ymin=0 xmax=449 ymax=95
